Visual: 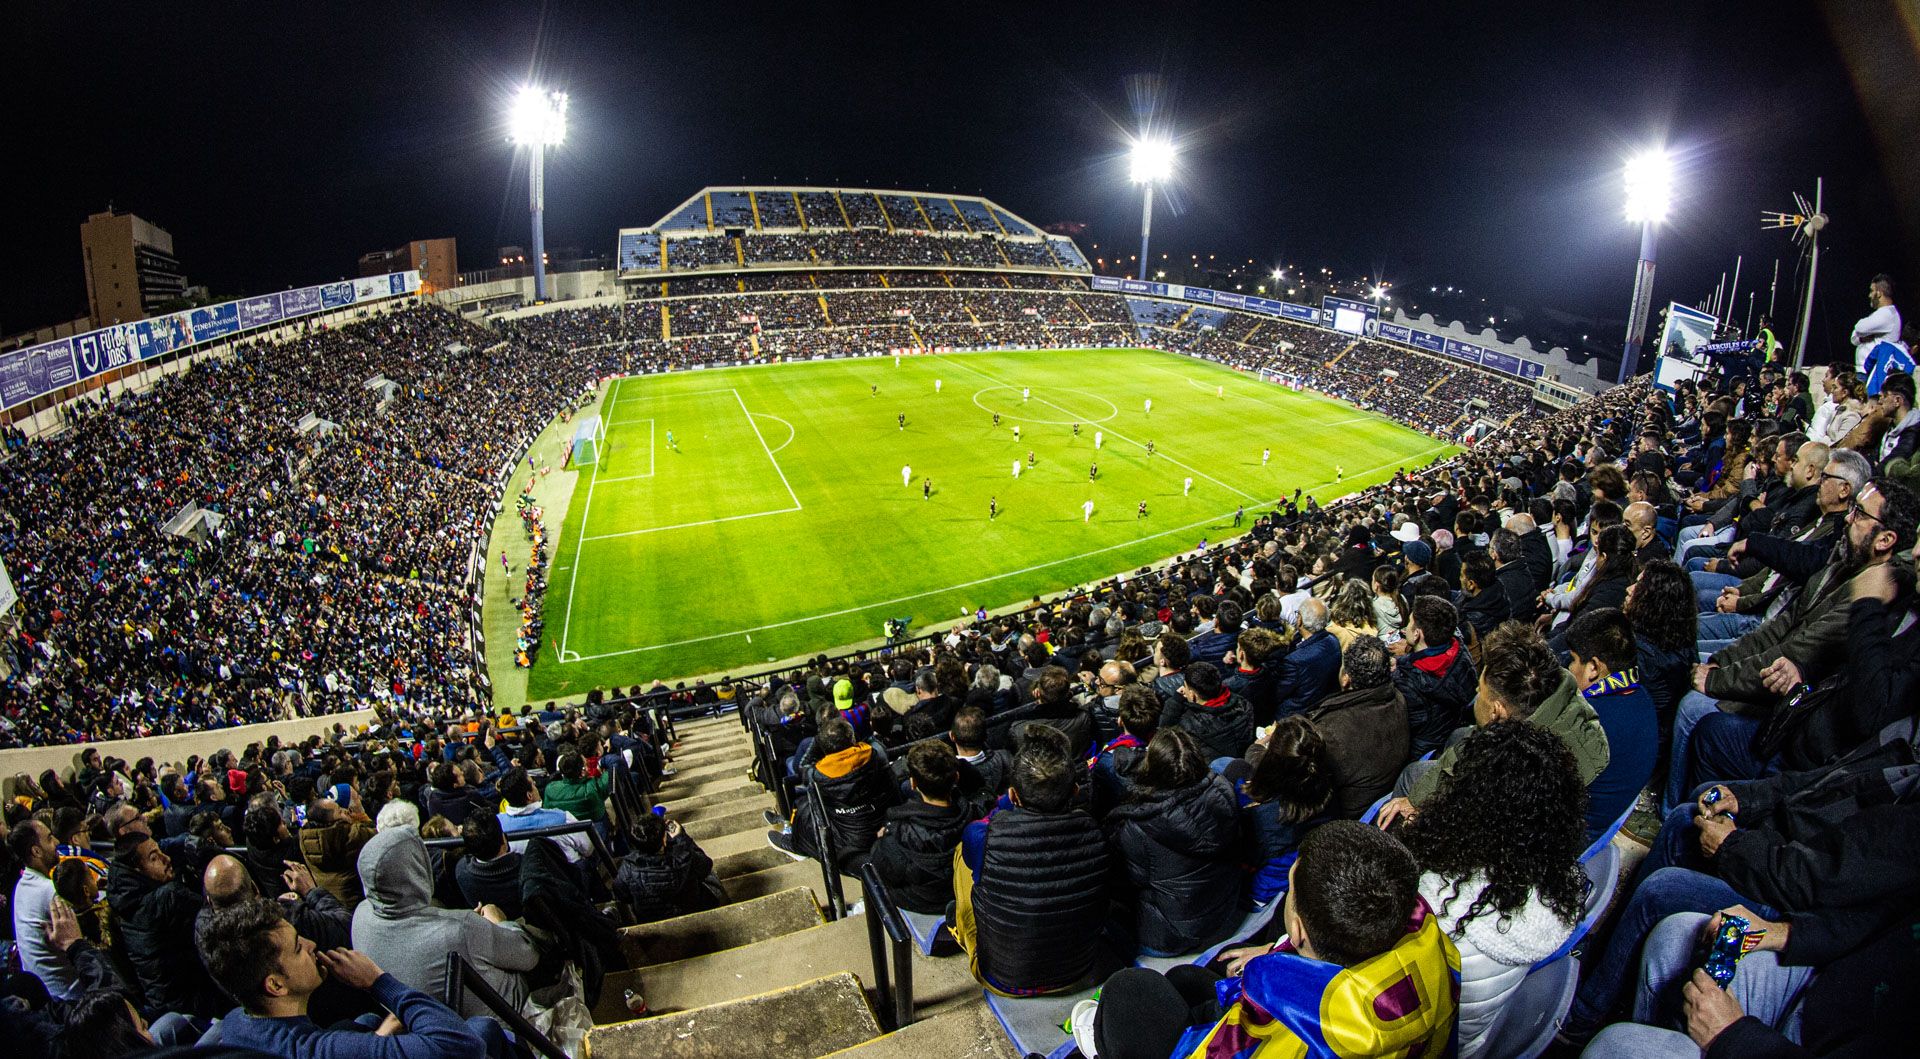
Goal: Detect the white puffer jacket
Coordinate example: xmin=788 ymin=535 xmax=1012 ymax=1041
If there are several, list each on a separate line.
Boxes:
xmin=1419 ymin=872 xmax=1575 ymax=1058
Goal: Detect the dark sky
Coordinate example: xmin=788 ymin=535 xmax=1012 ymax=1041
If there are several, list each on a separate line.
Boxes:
xmin=6 ymin=1 xmax=1914 ymax=364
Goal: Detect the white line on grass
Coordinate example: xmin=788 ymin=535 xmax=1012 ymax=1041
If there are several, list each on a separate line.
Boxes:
xmin=749 ymin=411 xmax=797 ymax=454
xmin=611 ymin=386 xmax=742 ymax=404
xmin=557 ymin=406 xmax=605 ymax=659
xmin=583 ymin=505 xmax=802 ymax=542
xmin=944 ymin=357 xmax=1261 ymax=502
xmin=736 ymin=390 xmax=802 ymax=509
xmin=598 ymin=418 xmax=656 ymax=481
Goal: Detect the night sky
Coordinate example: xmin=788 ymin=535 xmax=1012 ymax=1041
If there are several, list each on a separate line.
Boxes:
xmin=6 ymin=1 xmax=1914 ymax=366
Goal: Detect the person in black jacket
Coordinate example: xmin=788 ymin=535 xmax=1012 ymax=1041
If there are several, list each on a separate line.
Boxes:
xmin=1490 ymin=529 xmax=1538 ymax=624
xmin=454 ymin=811 xmax=525 ymax=918
xmin=1103 ymin=728 xmax=1245 ymax=957
xmin=106 ymin=833 xmax=226 ymax=1020
xmin=869 ymin=741 xmax=972 ymax=915
xmin=952 ymin=741 xmax=1111 ymax=995
xmin=615 ymin=811 xmax=724 ymax=923
xmin=1163 ymin=661 xmax=1255 ymax=763
xmin=769 ymin=717 xmax=898 ymax=866
xmin=950 ymin=706 xmax=1012 ymax=812
xmin=1393 ymin=596 xmax=1480 ymax=758
xmin=1091 ymin=686 xmax=1159 ymax=818
xmin=1456 ymin=551 xmax=1510 ymax=644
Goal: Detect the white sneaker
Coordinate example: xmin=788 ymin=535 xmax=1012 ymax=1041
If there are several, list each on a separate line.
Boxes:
xmin=1070 ymin=999 xmax=1101 ymax=1057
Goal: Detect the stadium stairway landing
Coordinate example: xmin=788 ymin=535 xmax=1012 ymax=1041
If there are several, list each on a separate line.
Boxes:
xmin=582 ymin=715 xmax=1017 ymax=1059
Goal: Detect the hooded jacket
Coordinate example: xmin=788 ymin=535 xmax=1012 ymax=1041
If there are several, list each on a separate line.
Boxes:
xmin=795 ymin=743 xmax=898 ymax=863
xmin=349 ymin=829 xmax=541 ymax=1018
xmin=1409 ymin=670 xmax=1609 ymax=807
xmin=1307 ymin=681 xmax=1411 ymax=818
xmin=614 ymin=831 xmax=722 ymax=924
xmin=106 ymin=859 xmax=224 ymax=1019
xmin=1420 ymin=872 xmax=1575 ymax=1058
xmin=1104 ymin=774 xmax=1246 ymax=956
xmin=1395 ymin=638 xmax=1480 ymax=757
xmin=867 ymin=797 xmax=972 ymax=914
xmin=1161 ymin=688 xmax=1256 ymax=762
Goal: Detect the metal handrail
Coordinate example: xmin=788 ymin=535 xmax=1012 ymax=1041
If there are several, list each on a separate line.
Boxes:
xmin=804 ymin=772 xmax=849 ymax=920
xmin=858 ymin=861 xmax=917 ymax=1031
xmin=444 ymin=951 xmax=572 ymax=1059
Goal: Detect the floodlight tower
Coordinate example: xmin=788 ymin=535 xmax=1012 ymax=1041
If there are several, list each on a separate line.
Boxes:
xmin=509 ymin=87 xmax=569 ymax=303
xmin=1130 ymin=139 xmax=1174 ymax=281
xmin=1618 ymin=149 xmax=1672 ymax=382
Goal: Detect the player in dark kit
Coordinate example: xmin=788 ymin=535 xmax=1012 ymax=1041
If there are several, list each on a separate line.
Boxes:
xmin=992 ymin=412 xmax=1000 ymax=428
xmin=989 ymin=496 xmax=998 ymax=520
xmin=922 ymin=477 xmax=931 ymax=500
xmin=897 ymin=412 xmax=906 ymax=430
xmin=1089 ymin=462 xmax=1098 ymax=482
xmin=1136 ymin=499 xmax=1148 ymax=519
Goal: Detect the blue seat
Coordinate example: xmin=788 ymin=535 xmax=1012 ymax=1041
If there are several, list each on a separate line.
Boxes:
xmin=1135 ymin=899 xmax=1281 ymax=973
xmin=1535 ymin=842 xmax=1621 ymax=968
xmin=983 ymin=985 xmax=1096 ymax=1059
xmin=1480 ymin=954 xmax=1578 ymax=1059
xmin=898 ymin=908 xmax=950 ymax=956
xmin=1582 ymin=801 xmax=1634 ymax=862
xmin=1360 ymin=793 xmax=1391 ymax=824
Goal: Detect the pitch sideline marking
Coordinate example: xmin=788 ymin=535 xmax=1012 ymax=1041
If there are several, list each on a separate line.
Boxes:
xmin=556 ymin=379 xmax=618 ymax=658
xmin=749 ymin=411 xmax=797 ymax=454
xmin=556 ymin=442 xmax=1452 ymax=663
xmin=946 ymin=357 xmax=1260 ymax=503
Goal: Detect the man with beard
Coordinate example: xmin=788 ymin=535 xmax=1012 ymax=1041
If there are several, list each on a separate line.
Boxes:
xmin=1666 ymin=477 xmax=1919 ymax=808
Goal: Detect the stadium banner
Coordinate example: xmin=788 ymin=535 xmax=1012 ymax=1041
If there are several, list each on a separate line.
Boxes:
xmin=1377 ymin=321 xmax=1415 ymax=344
xmin=1442 ymin=338 xmax=1484 ymax=364
xmin=1 ymin=270 xmax=420 ymax=414
xmin=0 ymin=555 xmax=14 ymax=618
xmin=1410 ymin=330 xmax=1447 ymax=354
xmin=1655 ymin=301 xmax=1718 ymax=362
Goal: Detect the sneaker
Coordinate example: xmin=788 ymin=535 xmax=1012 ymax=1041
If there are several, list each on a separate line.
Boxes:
xmin=1069 ymin=999 xmax=1101 ymax=1057
xmin=763 ymin=809 xmax=789 ymax=831
xmin=766 ymin=830 xmax=808 ymax=861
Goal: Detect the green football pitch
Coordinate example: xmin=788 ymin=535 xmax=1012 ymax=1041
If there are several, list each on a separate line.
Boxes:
xmin=522 ymin=347 xmax=1455 ymax=697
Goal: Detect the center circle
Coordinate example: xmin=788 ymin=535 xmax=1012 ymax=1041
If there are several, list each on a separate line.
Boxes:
xmin=969 ymin=386 xmax=1119 ymax=425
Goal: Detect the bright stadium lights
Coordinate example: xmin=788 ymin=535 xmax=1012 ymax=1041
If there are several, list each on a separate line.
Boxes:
xmin=1128 ymin=136 xmax=1176 ymax=281
xmin=507 ymin=86 xmax=569 ymax=303
xmin=1619 ymin=146 xmax=1674 ymax=381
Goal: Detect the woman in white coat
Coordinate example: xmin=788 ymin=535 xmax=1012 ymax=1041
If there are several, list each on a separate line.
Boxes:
xmin=1396 ymin=721 xmax=1587 ymax=1057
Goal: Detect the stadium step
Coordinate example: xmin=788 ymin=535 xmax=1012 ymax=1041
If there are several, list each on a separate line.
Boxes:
xmin=722 ymin=859 xmax=864 ymax=908
xmin=748 ymin=190 xmax=763 ymax=230
xmin=591 ymin=911 xmax=981 ymax=1024
xmin=680 ymin=805 xmax=774 ymax=842
xmin=1330 ymin=340 xmax=1359 ymax=365
xmin=666 ymin=786 xmax=769 ymax=822
xmin=818 ymin=999 xmax=1021 ymax=1059
xmin=583 ymin=971 xmax=881 ymax=1058
xmin=713 ymin=845 xmax=799 ymax=879
xmin=619 ymin=886 xmax=824 ymax=967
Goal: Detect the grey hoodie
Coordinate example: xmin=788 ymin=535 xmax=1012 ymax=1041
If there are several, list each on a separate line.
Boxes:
xmin=349 ymin=828 xmax=541 ymax=1017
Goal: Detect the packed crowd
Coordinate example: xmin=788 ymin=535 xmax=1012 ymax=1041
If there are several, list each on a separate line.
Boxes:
xmin=1 ymin=696 xmax=709 ymax=1059
xmin=654 ymin=230 xmax=1083 ymax=272
xmin=737 ymin=359 xmax=1918 ymax=1057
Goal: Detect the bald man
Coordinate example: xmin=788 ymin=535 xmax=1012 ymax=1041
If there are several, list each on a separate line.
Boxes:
xmin=1624 ymin=501 xmax=1670 ymax=564
xmin=200 ymin=854 xmax=351 ymax=952
xmin=1503 ymin=513 xmax=1555 ymax=597
xmin=1272 ymin=597 xmax=1342 ymax=717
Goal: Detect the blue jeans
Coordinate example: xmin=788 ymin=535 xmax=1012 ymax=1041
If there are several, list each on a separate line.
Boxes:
xmin=1664 ymin=691 xmax=1725 ymax=811
xmin=1690 ymin=571 xmax=1742 ymax=611
xmin=1676 ymin=524 xmax=1734 ymax=565
xmin=1684 ymin=550 xmax=1729 ymax=573
xmin=1581 ymin=912 xmax=1812 ymax=1056
xmin=1688 ymin=711 xmax=1776 ymax=792
xmin=1565 ymin=860 xmax=1780 ymax=1037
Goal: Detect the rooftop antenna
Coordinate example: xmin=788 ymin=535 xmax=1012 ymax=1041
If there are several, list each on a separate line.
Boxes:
xmin=1761 ymin=178 xmax=1826 ymax=367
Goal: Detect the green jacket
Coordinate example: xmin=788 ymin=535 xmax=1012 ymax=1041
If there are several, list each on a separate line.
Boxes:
xmin=541 ymin=773 xmax=611 ymax=822
xmin=1409 ymin=670 xmax=1609 ymax=806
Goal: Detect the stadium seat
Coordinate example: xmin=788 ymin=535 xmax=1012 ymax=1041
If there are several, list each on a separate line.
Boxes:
xmin=1536 ymin=842 xmax=1622 ymax=968
xmin=1583 ymin=801 xmax=1634 ymax=862
xmin=899 ymin=909 xmax=952 ymax=956
xmin=1360 ymin=793 xmax=1391 ymax=824
xmin=983 ymin=985 xmax=1097 ymax=1059
xmin=1478 ymin=955 xmax=1578 ymax=1059
xmin=1134 ymin=899 xmax=1280 ymax=973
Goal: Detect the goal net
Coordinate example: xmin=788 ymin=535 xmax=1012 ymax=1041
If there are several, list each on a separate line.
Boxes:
xmin=572 ymin=415 xmax=606 ymax=467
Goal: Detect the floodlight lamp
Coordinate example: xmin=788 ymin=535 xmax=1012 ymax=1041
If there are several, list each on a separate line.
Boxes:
xmin=509 ymin=87 xmax=569 ymax=146
xmin=1623 ymin=150 xmax=1672 ymax=224
xmin=1371 ymin=284 xmax=1386 ymax=299
xmin=1129 ymin=138 xmax=1175 ymax=184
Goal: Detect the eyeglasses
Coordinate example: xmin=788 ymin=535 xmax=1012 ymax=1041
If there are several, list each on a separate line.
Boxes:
xmin=1819 ymin=472 xmax=1851 ymax=486
xmin=1847 ymin=498 xmax=1885 ymax=529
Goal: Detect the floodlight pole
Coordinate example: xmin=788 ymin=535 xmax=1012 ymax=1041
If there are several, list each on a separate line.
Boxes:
xmin=1793 ymin=177 xmax=1823 ymax=367
xmin=1138 ymin=183 xmax=1155 ymax=281
xmin=529 ymin=144 xmax=549 ymax=303
xmin=1620 ymin=219 xmax=1658 ymax=382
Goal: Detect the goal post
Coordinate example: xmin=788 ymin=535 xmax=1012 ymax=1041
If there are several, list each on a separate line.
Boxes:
xmin=572 ymin=415 xmax=606 ymax=467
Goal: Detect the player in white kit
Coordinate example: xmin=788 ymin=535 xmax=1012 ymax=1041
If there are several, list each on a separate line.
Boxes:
xmin=902 ymin=464 xmax=912 ymax=487
xmin=1144 ymin=397 xmax=1152 ymax=414
xmin=1082 ymin=499 xmax=1095 ymax=522
xmin=1183 ymin=476 xmax=1193 ymax=496
xmin=1262 ymin=447 xmax=1271 ymax=466
xmin=1012 ymin=458 xmax=1021 ymax=479
xmin=1094 ymin=430 xmax=1104 ymax=450
xmin=935 ymin=378 xmax=942 ymax=393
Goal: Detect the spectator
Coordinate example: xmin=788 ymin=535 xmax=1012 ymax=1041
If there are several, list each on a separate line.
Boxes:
xmin=540 ymin=752 xmax=610 ymax=824
xmin=1077 ymin=822 xmax=1456 ymax=1059
xmin=1233 ymin=715 xmax=1335 ymax=907
xmin=1103 ymin=728 xmax=1245 ymax=957
xmin=1270 ymin=598 xmax=1341 ymax=717
xmin=495 ymin=767 xmax=594 ymax=864
xmin=1398 ymin=722 xmax=1585 ymax=1056
xmin=948 ymin=705 xmax=1011 ymax=809
xmin=1456 ymin=551 xmax=1511 ymax=643
xmin=350 ymin=829 xmax=540 ymax=1019
xmin=768 ymin=717 xmax=896 ymax=865
xmin=300 ymin=796 xmax=377 ymax=911
xmin=108 ymin=832 xmax=226 ymax=1020
xmin=868 ymin=741 xmax=972 ymax=915
xmin=613 ymin=811 xmax=725 ymax=923
xmin=1303 ymin=635 xmax=1409 ymax=818
xmin=1090 ymin=685 xmax=1159 ymax=818
xmin=453 ymin=813 xmax=524 ymax=920
xmin=1162 ymin=661 xmax=1256 ymax=762
xmin=199 ymin=898 xmax=499 ymax=1059
xmin=951 ymin=741 xmax=1110 ymax=995
xmin=9 ymin=819 xmax=79 ymax=1000
xmin=1563 ymin=607 xmax=1659 ymax=841
xmin=1393 ymin=596 xmax=1480 ymax=758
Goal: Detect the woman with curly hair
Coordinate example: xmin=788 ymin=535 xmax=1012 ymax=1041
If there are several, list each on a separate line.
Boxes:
xmin=1623 ymin=558 xmax=1698 ymax=737
xmin=1396 ymin=720 xmax=1587 ymax=1057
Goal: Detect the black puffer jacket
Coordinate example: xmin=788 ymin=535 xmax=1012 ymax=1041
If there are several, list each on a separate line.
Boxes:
xmin=973 ymin=806 xmax=1109 ymax=994
xmin=868 ymin=798 xmax=972 ymax=914
xmin=1103 ymin=774 xmax=1245 ymax=956
xmin=1394 ymin=639 xmax=1480 ymax=757
xmin=106 ymin=865 xmax=224 ymax=1019
xmin=614 ymin=831 xmax=724 ymax=924
xmin=1161 ymin=690 xmax=1256 ymax=762
xmin=796 ymin=743 xmax=898 ymax=864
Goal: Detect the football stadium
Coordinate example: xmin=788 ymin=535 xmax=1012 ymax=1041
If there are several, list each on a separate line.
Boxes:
xmin=3 ymin=6 xmax=1918 ymax=1059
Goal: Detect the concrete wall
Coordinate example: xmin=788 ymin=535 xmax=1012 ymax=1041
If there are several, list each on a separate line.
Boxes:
xmin=0 ymin=710 xmax=376 ymax=796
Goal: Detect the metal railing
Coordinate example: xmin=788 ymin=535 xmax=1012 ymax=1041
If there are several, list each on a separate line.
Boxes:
xmin=858 ymin=862 xmax=918 ymax=1031
xmin=803 ymin=772 xmax=850 ymax=920
xmin=444 ymin=951 xmax=572 ymax=1059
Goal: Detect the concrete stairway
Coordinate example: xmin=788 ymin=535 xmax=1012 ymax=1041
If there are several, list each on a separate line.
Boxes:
xmin=578 ymin=715 xmax=1019 ymax=1059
